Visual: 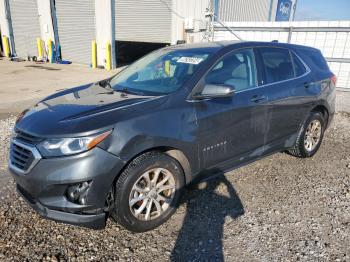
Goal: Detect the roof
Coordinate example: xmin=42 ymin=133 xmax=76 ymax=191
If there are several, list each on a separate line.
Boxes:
xmin=165 ymin=40 xmax=241 ymax=52
xmin=165 ymin=40 xmax=318 ymax=53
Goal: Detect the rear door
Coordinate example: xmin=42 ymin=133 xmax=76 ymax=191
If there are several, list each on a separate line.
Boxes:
xmin=193 ymin=48 xmax=270 ymax=168
xmin=256 ymin=47 xmax=311 ymax=147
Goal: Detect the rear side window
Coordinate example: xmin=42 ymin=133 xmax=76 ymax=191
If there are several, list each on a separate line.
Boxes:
xmin=291 ymin=52 xmax=307 ymax=77
xmin=259 ymin=47 xmax=294 ymax=84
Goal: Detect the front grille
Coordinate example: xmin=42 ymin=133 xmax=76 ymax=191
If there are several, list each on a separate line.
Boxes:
xmin=15 ymin=130 xmax=43 ymax=144
xmin=9 ymin=139 xmax=41 ymax=174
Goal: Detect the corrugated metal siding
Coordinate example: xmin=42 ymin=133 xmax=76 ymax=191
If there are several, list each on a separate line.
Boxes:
xmin=218 ymin=0 xmax=272 ymax=22
xmin=115 ymin=0 xmax=172 ymax=43
xmin=9 ymin=0 xmax=41 ymax=58
xmin=55 ymin=0 xmax=95 ymax=64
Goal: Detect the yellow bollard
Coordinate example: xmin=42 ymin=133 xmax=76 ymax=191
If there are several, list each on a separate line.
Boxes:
xmin=2 ymin=36 xmax=10 ymax=57
xmin=91 ymin=40 xmax=97 ymax=69
xmin=47 ymin=39 xmax=53 ymax=62
xmin=106 ymin=42 xmax=111 ymax=70
xmin=37 ymin=38 xmax=43 ymax=59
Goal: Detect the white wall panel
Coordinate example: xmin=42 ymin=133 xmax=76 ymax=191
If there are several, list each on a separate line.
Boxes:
xmin=0 ymin=0 xmax=10 ymax=37
xmin=95 ymin=0 xmax=115 ymax=67
xmin=0 ymin=0 xmax=12 ymax=53
xmin=37 ymin=0 xmax=54 ymax=44
xmin=172 ymin=0 xmax=210 ymax=44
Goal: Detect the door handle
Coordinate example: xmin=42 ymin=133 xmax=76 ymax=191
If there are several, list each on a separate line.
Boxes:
xmin=250 ymin=95 xmax=266 ymax=103
xmin=304 ymin=82 xmax=311 ymax=88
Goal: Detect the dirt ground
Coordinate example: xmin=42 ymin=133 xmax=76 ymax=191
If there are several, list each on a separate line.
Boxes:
xmin=0 ymin=58 xmax=115 ymax=118
xmin=0 ymin=59 xmax=349 ymax=261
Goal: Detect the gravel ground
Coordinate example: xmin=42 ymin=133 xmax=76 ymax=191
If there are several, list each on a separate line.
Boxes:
xmin=0 ymin=117 xmax=15 ymax=175
xmin=0 ymin=113 xmax=349 ymax=261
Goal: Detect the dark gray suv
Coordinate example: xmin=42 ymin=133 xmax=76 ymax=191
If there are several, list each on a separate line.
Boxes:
xmin=9 ymin=41 xmax=336 ymax=232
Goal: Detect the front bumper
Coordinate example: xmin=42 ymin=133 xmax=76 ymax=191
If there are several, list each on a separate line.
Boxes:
xmin=16 ymin=184 xmax=106 ymax=229
xmin=9 ymin=146 xmax=125 ymax=229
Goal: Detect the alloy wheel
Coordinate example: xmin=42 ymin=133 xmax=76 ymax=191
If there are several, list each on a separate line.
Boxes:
xmin=304 ymin=119 xmax=322 ymax=152
xmin=129 ymin=168 xmax=176 ymax=221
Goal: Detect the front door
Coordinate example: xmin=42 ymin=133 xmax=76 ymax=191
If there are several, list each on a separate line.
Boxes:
xmin=193 ymin=48 xmax=270 ymax=169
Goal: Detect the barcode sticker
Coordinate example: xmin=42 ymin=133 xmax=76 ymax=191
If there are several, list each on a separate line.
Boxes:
xmin=177 ymin=57 xmax=204 ymax=65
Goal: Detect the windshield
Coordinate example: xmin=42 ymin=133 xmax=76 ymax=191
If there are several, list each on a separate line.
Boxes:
xmin=109 ymin=49 xmax=212 ymax=96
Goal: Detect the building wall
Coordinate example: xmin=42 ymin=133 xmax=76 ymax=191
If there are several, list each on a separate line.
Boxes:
xmin=218 ymin=0 xmax=278 ymax=22
xmin=95 ymin=0 xmax=115 ymax=67
xmin=37 ymin=0 xmax=55 ymax=43
xmin=37 ymin=0 xmax=55 ymax=44
xmin=0 ymin=0 xmax=9 ymax=37
xmin=0 ymin=0 xmax=12 ymax=53
xmin=171 ymin=0 xmax=210 ymax=44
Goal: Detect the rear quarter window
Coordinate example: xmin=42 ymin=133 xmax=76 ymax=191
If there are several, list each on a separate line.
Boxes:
xmin=298 ymin=49 xmax=329 ymax=71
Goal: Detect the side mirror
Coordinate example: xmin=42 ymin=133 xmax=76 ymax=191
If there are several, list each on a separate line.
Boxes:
xmin=129 ymin=72 xmax=139 ymax=81
xmin=193 ymin=84 xmax=235 ymax=100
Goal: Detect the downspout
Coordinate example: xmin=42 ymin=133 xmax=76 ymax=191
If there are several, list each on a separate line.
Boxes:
xmin=268 ymin=0 xmax=274 ymax=21
xmin=50 ymin=0 xmax=60 ymax=58
xmin=4 ymin=0 xmax=15 ymax=56
xmin=111 ymin=0 xmax=116 ymax=69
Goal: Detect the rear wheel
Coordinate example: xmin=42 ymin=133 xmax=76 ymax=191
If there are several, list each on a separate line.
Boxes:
xmin=111 ymin=152 xmax=185 ymax=232
xmin=288 ymin=111 xmax=325 ymax=158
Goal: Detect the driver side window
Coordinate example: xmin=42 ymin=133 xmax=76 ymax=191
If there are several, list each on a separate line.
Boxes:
xmin=205 ymin=48 xmax=257 ymax=92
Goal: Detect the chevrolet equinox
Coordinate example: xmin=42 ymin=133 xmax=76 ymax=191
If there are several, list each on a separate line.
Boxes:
xmin=9 ymin=41 xmax=336 ymax=232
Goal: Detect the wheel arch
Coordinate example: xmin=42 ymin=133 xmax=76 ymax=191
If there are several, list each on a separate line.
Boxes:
xmin=120 ymin=146 xmax=193 ymax=185
xmin=311 ymin=104 xmax=329 ymax=127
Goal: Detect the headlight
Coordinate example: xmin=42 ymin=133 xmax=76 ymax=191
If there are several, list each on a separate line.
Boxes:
xmin=37 ymin=130 xmax=112 ymax=157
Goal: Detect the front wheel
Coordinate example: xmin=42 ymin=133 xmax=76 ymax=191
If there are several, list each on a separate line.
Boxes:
xmin=111 ymin=152 xmax=185 ymax=232
xmin=288 ymin=111 xmax=325 ymax=158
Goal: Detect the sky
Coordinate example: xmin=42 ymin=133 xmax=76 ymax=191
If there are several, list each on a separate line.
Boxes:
xmin=294 ymin=0 xmax=350 ymax=21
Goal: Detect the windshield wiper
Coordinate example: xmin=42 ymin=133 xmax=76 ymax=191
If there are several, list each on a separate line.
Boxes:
xmin=98 ymin=80 xmax=114 ymax=93
xmin=97 ymin=80 xmax=147 ymax=96
xmin=114 ymin=85 xmax=145 ymax=96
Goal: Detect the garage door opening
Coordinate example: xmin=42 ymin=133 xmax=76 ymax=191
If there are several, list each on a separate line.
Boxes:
xmin=115 ymin=41 xmax=168 ymax=66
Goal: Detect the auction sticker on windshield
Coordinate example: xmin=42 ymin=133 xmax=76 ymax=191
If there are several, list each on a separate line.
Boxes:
xmin=177 ymin=56 xmax=204 ymax=64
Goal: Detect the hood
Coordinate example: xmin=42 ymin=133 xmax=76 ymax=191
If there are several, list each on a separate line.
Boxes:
xmin=15 ymin=83 xmax=164 ymax=137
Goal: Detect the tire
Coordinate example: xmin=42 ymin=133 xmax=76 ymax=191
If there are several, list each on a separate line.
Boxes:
xmin=287 ymin=111 xmax=325 ymax=158
xmin=111 ymin=152 xmax=185 ymax=232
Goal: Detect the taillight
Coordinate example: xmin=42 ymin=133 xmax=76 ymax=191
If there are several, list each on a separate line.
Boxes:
xmin=330 ymin=74 xmax=337 ymax=87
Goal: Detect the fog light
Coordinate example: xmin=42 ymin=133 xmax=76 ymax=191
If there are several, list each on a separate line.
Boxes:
xmin=66 ymin=181 xmax=91 ymax=205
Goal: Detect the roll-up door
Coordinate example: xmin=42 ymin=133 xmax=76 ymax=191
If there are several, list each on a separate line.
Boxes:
xmin=55 ymin=0 xmax=95 ymax=64
xmin=9 ymin=0 xmax=41 ymax=58
xmin=115 ymin=0 xmax=172 ymax=43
